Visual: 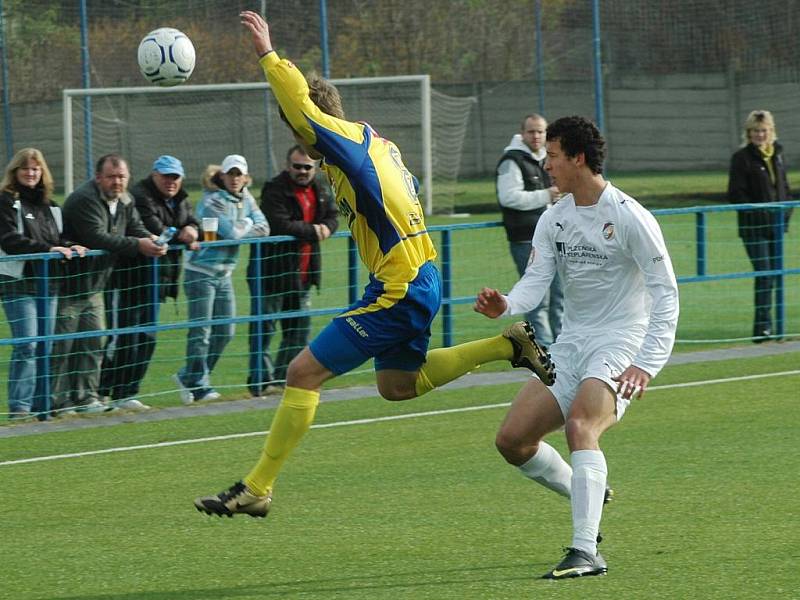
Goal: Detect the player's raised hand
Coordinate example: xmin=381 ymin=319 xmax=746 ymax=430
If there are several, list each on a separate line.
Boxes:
xmin=473 ymin=287 xmax=508 ymax=318
xmin=612 ymin=365 xmax=651 ymax=400
xmin=240 ymin=10 xmax=274 ymax=57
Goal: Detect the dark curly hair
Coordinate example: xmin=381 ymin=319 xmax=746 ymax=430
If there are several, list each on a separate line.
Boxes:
xmin=546 ymin=116 xmax=605 ymax=174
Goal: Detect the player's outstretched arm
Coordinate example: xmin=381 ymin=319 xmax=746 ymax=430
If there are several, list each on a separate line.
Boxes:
xmin=240 ymin=10 xmax=273 ymax=57
xmin=473 ymin=287 xmax=508 ymax=319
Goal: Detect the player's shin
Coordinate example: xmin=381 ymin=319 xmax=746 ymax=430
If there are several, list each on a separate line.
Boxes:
xmin=244 ymin=386 xmax=320 ymax=495
xmin=570 ymin=449 xmax=607 ymax=555
xmin=414 ymin=335 xmax=512 ymax=396
xmin=518 ymin=441 xmax=572 ymax=498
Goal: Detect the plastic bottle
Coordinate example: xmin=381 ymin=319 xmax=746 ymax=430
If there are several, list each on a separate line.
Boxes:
xmin=155 ymin=226 xmax=177 ymax=246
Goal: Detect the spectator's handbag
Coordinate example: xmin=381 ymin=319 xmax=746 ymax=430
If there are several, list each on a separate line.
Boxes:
xmin=0 ymin=200 xmax=63 ymax=279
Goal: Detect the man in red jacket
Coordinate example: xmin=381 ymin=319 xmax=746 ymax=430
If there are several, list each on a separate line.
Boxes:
xmin=246 ymin=145 xmax=339 ymax=395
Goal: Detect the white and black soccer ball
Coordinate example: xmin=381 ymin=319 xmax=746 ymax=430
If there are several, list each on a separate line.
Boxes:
xmin=137 ymin=27 xmax=195 ymax=87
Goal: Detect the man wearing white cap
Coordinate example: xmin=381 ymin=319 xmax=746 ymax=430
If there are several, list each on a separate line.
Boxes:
xmin=100 ymin=155 xmax=200 ymax=410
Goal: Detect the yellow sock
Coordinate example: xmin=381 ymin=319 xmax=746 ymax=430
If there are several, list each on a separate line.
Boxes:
xmin=244 ymin=386 xmax=320 ymax=495
xmin=414 ymin=334 xmax=512 ymax=396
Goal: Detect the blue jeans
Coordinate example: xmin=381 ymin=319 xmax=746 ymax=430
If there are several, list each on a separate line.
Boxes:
xmin=742 ymin=235 xmax=779 ymax=334
xmin=247 ymin=279 xmax=311 ymax=392
xmin=1 ymin=293 xmax=57 ymax=414
xmin=178 ymin=269 xmax=235 ymax=396
xmin=509 ymin=241 xmax=563 ymax=346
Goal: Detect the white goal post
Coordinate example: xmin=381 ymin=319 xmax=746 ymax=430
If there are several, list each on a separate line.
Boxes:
xmin=63 ymin=76 xmax=435 ymax=213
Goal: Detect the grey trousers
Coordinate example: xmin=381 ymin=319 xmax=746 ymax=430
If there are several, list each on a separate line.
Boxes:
xmin=50 ymin=292 xmax=106 ymax=408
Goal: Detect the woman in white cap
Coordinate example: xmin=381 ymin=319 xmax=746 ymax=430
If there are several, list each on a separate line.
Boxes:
xmin=174 ymin=154 xmax=270 ymax=403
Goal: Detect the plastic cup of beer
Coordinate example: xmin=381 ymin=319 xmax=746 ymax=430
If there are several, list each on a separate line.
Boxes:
xmin=202 ymin=217 xmax=219 ymax=242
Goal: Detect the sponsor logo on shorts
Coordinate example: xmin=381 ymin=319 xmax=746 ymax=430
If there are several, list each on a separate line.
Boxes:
xmin=651 ymin=255 xmax=664 ymax=264
xmin=345 ymin=316 xmax=369 ymax=338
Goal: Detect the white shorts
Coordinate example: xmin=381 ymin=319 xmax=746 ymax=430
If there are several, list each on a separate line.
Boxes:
xmin=543 ymin=334 xmax=642 ymax=421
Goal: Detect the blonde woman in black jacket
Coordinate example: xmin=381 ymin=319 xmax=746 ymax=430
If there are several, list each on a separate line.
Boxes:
xmin=0 ymin=148 xmax=86 ymax=418
xmin=727 ymin=110 xmax=792 ymax=342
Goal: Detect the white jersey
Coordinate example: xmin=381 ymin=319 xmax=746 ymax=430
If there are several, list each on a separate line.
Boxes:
xmin=504 ymin=183 xmax=679 ymax=377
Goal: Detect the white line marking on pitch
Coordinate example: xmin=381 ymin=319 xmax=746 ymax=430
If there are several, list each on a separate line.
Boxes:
xmin=1 ymin=369 xmax=798 ymax=468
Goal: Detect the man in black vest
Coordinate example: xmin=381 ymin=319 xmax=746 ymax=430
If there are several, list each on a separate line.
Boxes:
xmin=496 ymin=113 xmax=563 ymax=345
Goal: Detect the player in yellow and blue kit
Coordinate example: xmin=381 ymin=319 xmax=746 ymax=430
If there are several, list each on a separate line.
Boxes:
xmin=193 ymin=10 xmax=555 ymax=518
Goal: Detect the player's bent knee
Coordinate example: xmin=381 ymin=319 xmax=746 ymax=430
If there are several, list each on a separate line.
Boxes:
xmin=285 ymin=348 xmax=330 ymax=389
xmin=377 ymin=382 xmax=416 ymax=401
xmin=495 ymin=430 xmax=534 ymax=465
xmin=564 ymin=417 xmax=600 ymax=449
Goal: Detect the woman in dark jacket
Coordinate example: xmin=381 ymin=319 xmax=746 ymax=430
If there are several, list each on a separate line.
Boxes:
xmin=0 ymin=148 xmax=86 ymax=418
xmin=727 ymin=110 xmax=792 ymax=342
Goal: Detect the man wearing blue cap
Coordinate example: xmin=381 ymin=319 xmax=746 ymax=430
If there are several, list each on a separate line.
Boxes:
xmin=99 ymin=155 xmax=200 ymax=410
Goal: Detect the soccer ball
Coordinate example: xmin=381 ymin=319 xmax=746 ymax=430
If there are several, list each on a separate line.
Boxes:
xmin=137 ymin=27 xmax=195 ymax=87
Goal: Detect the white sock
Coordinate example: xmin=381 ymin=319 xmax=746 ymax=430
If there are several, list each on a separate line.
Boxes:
xmin=570 ymin=449 xmax=607 ymax=555
xmin=517 ymin=441 xmax=572 ymax=498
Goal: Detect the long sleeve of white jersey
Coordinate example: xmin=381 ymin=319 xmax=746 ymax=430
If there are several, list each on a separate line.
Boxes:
xmin=497 ymin=159 xmax=552 ymax=212
xmin=502 ymin=219 xmax=555 ymax=315
xmin=625 ymin=208 xmax=679 ymax=376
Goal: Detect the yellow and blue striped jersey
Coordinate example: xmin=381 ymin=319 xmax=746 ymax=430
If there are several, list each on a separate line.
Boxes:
xmin=259 ymin=52 xmax=436 ymax=295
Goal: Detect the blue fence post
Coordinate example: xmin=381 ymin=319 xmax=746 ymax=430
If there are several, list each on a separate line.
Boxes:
xmin=0 ymin=0 xmax=13 ymax=163
xmin=441 ymin=229 xmax=452 ymax=348
xmin=695 ymin=212 xmax=706 ymax=276
xmin=79 ymin=0 xmax=93 ymax=180
xmin=319 ymin=0 xmax=330 ymax=78
xmin=534 ymin=0 xmax=545 ymax=114
xmin=149 ymin=255 xmax=160 ymax=322
xmin=348 ymin=237 xmax=358 ymax=305
xmin=774 ymin=208 xmax=785 ymax=337
xmin=35 ymin=257 xmax=51 ymax=420
xmin=252 ymin=240 xmax=264 ymax=389
xmin=591 ymin=0 xmax=605 ymax=135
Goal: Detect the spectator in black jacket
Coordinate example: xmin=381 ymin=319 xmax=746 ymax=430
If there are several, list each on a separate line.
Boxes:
xmin=0 ymin=148 xmax=86 ymax=419
xmin=52 ymin=154 xmax=166 ymax=414
xmin=727 ymin=110 xmax=793 ymax=342
xmin=99 ymin=155 xmax=200 ymax=406
xmin=246 ymin=145 xmax=339 ymax=396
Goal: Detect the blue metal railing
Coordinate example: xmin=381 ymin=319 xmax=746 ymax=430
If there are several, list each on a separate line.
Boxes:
xmin=0 ymin=201 xmax=797 ymax=418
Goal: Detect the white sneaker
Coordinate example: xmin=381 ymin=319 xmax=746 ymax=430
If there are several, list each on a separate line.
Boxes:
xmin=75 ymin=399 xmax=113 ymax=414
xmin=195 ymin=390 xmax=221 ymax=402
xmin=172 ymin=374 xmax=194 ymax=405
xmin=114 ymin=398 xmax=151 ymax=411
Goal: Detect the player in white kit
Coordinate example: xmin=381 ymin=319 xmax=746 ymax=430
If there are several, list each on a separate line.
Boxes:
xmin=474 ymin=116 xmax=679 ymax=579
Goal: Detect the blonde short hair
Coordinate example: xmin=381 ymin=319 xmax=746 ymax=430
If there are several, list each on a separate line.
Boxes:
xmin=0 ymin=147 xmax=54 ymax=199
xmin=742 ymin=110 xmax=776 ymax=146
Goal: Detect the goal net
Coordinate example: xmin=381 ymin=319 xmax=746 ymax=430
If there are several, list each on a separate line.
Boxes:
xmin=64 ymin=77 xmax=474 ymax=215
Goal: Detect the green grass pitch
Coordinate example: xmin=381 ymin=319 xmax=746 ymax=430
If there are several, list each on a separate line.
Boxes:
xmin=1 ymin=351 xmax=797 ymax=599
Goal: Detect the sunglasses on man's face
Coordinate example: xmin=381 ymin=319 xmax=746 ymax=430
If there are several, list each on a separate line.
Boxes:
xmin=292 ymin=163 xmax=314 ymax=171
